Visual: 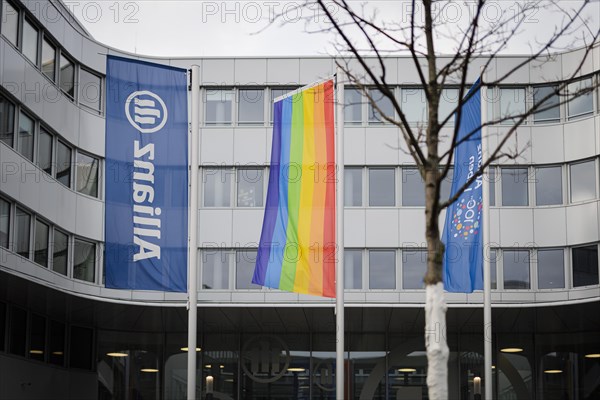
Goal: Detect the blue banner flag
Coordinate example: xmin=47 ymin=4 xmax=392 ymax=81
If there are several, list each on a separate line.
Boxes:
xmin=105 ymin=56 xmax=188 ymax=292
xmin=442 ymin=79 xmax=484 ymax=293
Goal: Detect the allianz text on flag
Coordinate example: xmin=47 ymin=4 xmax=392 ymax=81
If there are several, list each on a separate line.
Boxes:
xmin=442 ymin=78 xmax=484 ymax=293
xmin=252 ymin=80 xmax=336 ymax=298
xmin=105 ymin=56 xmax=188 ymax=292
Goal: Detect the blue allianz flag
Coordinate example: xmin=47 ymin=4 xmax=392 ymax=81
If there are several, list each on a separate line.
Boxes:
xmin=442 ymin=79 xmax=484 ymax=293
xmin=105 ymin=56 xmax=188 ymax=292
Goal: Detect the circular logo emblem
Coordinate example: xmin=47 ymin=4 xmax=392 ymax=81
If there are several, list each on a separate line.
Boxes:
xmin=241 ymin=335 xmax=290 ymax=383
xmin=125 ymin=90 xmax=168 ymax=133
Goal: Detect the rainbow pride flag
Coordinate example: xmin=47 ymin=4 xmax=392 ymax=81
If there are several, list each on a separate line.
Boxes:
xmin=252 ymin=79 xmax=336 ymax=298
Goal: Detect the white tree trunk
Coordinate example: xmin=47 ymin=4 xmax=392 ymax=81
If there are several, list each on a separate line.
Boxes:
xmin=425 ymin=282 xmax=449 ymax=400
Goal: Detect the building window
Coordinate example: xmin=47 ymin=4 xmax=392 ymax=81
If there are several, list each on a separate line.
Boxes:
xmin=402 ymin=168 xmax=425 ymax=206
xmin=18 ymin=111 xmax=34 ymax=161
xmin=205 ymin=89 xmax=233 ymax=125
xmin=76 ymin=152 xmax=99 ymax=197
xmin=501 ymin=167 xmax=528 ymax=206
xmin=344 ymin=168 xmax=363 ymax=206
xmin=533 ymin=85 xmax=560 ymax=123
xmin=570 ymin=159 xmax=596 ymax=203
xmin=572 ymin=245 xmax=599 ymax=287
xmin=368 ymin=88 xmax=394 ymax=123
xmin=236 ymin=250 xmax=260 ymax=289
xmin=369 ymin=250 xmax=395 ymax=289
xmin=22 ymin=18 xmax=39 ymax=65
xmin=567 ymin=78 xmax=593 ymax=119
xmin=28 ymin=314 xmax=46 ymax=361
xmin=537 ymin=249 xmax=564 ymax=289
xmin=49 ymin=321 xmax=65 ymax=366
xmin=56 ymin=140 xmax=71 ymax=187
xmin=9 ymin=307 xmax=27 ymax=356
xmin=439 ymin=88 xmax=458 ymax=124
xmin=237 ymin=169 xmax=263 ymax=207
xmin=0 ymin=95 xmax=15 ymax=147
xmin=53 ymin=229 xmax=68 ymax=275
xmin=499 ymin=87 xmax=526 ymax=124
xmin=79 ymin=69 xmax=102 ymax=111
xmin=503 ymin=250 xmax=530 ymax=289
xmin=59 ymin=54 xmax=75 ymax=98
xmin=535 ymin=166 xmax=562 ymax=206
xmin=15 ymin=207 xmax=30 ymax=259
xmin=0 ymin=198 xmax=9 ymax=249
xmin=238 ymin=89 xmax=264 ymax=124
xmin=73 ymin=239 xmax=95 ymax=282
xmin=1 ymin=1 xmax=19 ymax=47
xmin=202 ymin=250 xmax=230 ymax=289
xmin=369 ymin=168 xmax=395 ymax=206
xmin=401 ymin=88 xmax=427 ymax=123
xmin=402 ymin=249 xmax=426 ymax=289
xmin=203 ymin=168 xmax=232 ymax=207
xmin=41 ymin=37 xmax=56 ymax=81
xmin=38 ymin=128 xmax=53 ymax=175
xmin=34 ymin=219 xmax=49 ymax=267
xmin=344 ymin=250 xmax=363 ymax=289
xmin=489 ymin=167 xmax=496 ymax=206
xmin=344 ymin=88 xmax=362 ymax=124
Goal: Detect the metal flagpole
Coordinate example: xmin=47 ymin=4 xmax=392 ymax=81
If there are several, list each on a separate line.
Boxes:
xmin=480 ymin=66 xmax=493 ymax=400
xmin=187 ymin=64 xmax=200 ymax=400
xmin=335 ymin=67 xmax=345 ymax=400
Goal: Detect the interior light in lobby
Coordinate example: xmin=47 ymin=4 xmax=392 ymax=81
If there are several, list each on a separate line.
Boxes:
xmin=180 ymin=347 xmax=201 ymax=352
xmin=500 ymin=348 xmax=523 ymax=353
xmin=585 ymin=353 xmax=600 ymax=358
xmin=107 ymin=352 xmax=128 ymax=357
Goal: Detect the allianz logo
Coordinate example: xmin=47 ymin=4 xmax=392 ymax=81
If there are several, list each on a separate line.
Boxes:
xmin=125 ymin=90 xmax=168 ymax=134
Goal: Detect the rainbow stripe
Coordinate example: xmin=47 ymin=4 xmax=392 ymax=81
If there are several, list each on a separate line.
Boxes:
xmin=252 ymin=80 xmax=336 ymax=298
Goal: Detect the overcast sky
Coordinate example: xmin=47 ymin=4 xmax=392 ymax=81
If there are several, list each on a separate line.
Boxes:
xmin=69 ymin=1 xmax=599 ymax=58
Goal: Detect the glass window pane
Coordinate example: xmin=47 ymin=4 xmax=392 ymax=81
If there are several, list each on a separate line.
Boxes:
xmin=572 ymin=245 xmax=599 ymax=287
xmin=76 ymin=152 xmax=99 ymax=197
xmin=533 ymin=85 xmax=560 ymax=123
xmin=202 ymin=250 xmax=230 ymax=289
xmin=570 ymin=160 xmax=596 ymax=202
xmin=79 ymin=69 xmax=102 ymax=110
xmin=0 ymin=95 xmax=15 ymax=147
xmin=567 ymin=78 xmax=593 ymax=118
xmin=238 ymin=89 xmax=264 ymax=124
xmin=344 ymin=250 xmax=362 ymax=289
xmin=49 ymin=321 xmax=65 ymax=366
xmin=22 ymin=19 xmax=39 ymax=65
xmin=489 ymin=167 xmax=496 ymax=206
xmin=344 ymin=88 xmax=362 ymax=124
xmin=29 ymin=314 xmax=45 ymax=361
xmin=402 ymin=168 xmax=424 ymax=206
xmin=203 ymin=168 xmax=232 ymax=207
xmin=369 ymin=88 xmax=394 ymax=123
xmin=503 ymin=250 xmax=530 ymax=289
xmin=73 ymin=239 xmax=95 ymax=282
xmin=1 ymin=1 xmax=19 ymax=47
xmin=59 ymin=54 xmax=75 ymax=98
xmin=18 ymin=111 xmax=34 ymax=161
xmin=236 ymin=250 xmax=260 ymax=289
xmin=535 ymin=166 xmax=562 ymax=206
xmin=369 ymin=250 xmax=395 ymax=289
xmin=439 ymin=88 xmax=458 ymax=124
xmin=344 ymin=168 xmax=363 ymax=206
xmin=537 ymin=249 xmax=564 ymax=289
xmin=237 ymin=169 xmax=263 ymax=207
xmin=41 ymin=38 xmax=56 ymax=81
xmin=16 ymin=208 xmax=30 ymax=258
xmin=501 ymin=168 xmax=528 ymax=206
xmin=0 ymin=199 xmax=9 ymax=249
xmin=499 ymin=88 xmax=526 ymax=124
xmin=38 ymin=128 xmax=53 ymax=174
xmin=490 ymin=250 xmax=497 ymax=289
xmin=56 ymin=140 xmax=71 ymax=187
xmin=401 ymin=88 xmax=427 ymax=123
xmin=53 ymin=229 xmax=68 ymax=275
xmin=34 ymin=220 xmax=49 ymax=267
xmin=9 ymin=307 xmax=27 ymax=356
xmin=369 ymin=168 xmax=395 ymax=206
xmin=402 ymin=249 xmax=426 ymax=289
xmin=205 ymin=90 xmax=232 ymax=125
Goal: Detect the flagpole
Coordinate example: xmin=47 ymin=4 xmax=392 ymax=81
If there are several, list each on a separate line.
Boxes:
xmin=335 ymin=67 xmax=345 ymax=400
xmin=480 ymin=66 xmax=493 ymax=400
xmin=187 ymin=64 xmax=200 ymax=400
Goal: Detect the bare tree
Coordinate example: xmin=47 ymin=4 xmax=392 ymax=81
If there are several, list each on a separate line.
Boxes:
xmin=269 ymin=0 xmax=600 ymax=398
